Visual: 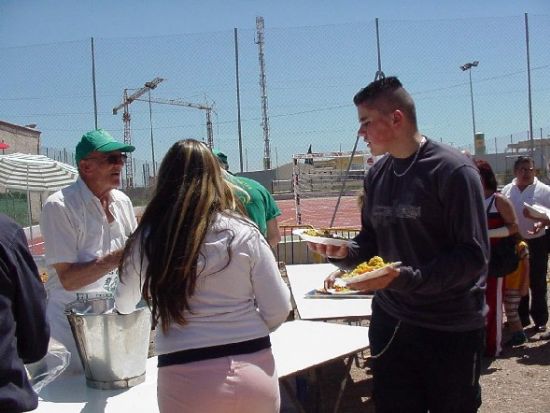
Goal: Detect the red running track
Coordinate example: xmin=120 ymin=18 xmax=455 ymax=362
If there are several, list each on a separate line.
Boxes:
xmin=276 ymin=195 xmax=361 ymax=228
xmin=29 ymin=238 xmax=45 ymax=255
xmin=29 ymin=196 xmax=361 ymax=254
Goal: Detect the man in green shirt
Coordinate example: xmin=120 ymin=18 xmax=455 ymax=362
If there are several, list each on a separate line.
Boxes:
xmin=213 ymin=150 xmax=281 ymax=248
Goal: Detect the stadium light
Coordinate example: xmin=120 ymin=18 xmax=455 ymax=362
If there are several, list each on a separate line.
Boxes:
xmin=460 ymin=60 xmax=479 ymax=141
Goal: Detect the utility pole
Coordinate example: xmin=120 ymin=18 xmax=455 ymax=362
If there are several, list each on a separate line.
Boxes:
xmin=91 ymin=37 xmax=98 ymax=129
xmin=113 ymin=77 xmax=164 ymax=188
xmin=525 ymin=13 xmax=534 ymax=156
xmin=256 ymin=16 xmax=271 ymax=170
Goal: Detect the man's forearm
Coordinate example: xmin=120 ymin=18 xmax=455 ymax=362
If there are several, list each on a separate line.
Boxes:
xmin=55 ymin=250 xmax=123 ymax=291
xmin=266 ymin=219 xmax=281 ymax=248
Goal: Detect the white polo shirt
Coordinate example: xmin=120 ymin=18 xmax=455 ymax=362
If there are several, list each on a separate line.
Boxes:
xmin=501 ymin=177 xmax=550 ymax=239
xmin=41 ymin=177 xmax=137 ymax=294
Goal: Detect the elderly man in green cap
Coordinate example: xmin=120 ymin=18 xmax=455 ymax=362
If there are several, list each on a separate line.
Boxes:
xmin=40 ymin=129 xmax=138 ymax=373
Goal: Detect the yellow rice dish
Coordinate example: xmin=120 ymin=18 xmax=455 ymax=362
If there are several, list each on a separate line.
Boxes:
xmin=303 ymin=228 xmax=348 ymax=240
xmin=341 ymin=256 xmax=387 ymax=279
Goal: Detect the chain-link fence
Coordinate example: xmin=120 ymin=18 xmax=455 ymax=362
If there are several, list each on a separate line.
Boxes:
xmin=1 ymin=15 xmax=549 ymax=191
xmin=0 ymin=192 xmax=27 ymax=226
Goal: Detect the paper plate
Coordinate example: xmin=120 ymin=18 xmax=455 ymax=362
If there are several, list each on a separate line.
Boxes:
xmin=307 ymin=275 xmax=372 ymax=297
xmin=305 ymin=288 xmax=371 ymax=298
xmin=325 ymin=287 xmax=363 ymax=295
xmin=292 ymin=228 xmax=353 ymax=247
xmin=523 ymin=202 xmax=550 ymax=220
xmin=343 ymin=262 xmax=402 ymax=285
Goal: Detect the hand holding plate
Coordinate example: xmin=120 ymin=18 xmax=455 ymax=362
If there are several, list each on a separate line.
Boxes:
xmin=528 ymin=220 xmax=546 ymax=235
xmin=324 ymin=269 xmax=345 ymax=290
xmin=307 ymin=242 xmax=349 ymax=259
xmin=347 ymin=266 xmax=400 ymax=291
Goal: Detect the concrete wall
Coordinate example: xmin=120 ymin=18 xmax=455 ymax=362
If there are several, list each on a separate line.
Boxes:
xmin=0 ymin=121 xmax=40 ymax=154
xmin=235 ymin=169 xmax=278 ymax=192
xmin=475 ymin=148 xmax=549 ymax=186
xmin=0 ymin=121 xmax=42 ymax=221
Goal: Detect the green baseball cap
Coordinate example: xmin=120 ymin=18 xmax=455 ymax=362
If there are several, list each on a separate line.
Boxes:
xmin=75 ymin=129 xmax=135 ymax=163
xmin=212 ymin=149 xmax=229 ymax=169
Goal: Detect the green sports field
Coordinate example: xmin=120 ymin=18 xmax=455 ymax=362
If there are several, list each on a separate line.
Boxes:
xmin=0 ymin=193 xmax=29 ymax=227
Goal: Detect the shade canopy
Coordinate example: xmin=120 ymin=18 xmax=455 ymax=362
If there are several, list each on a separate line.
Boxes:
xmin=0 ymin=153 xmax=78 ymax=193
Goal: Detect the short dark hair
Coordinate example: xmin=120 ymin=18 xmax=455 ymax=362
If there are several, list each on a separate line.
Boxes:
xmin=475 ymin=159 xmax=498 ymax=193
xmin=513 ymin=155 xmax=534 ymax=171
xmin=353 ymin=76 xmax=417 ymax=127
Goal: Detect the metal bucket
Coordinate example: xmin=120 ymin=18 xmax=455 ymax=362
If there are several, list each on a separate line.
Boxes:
xmin=65 ymin=298 xmax=152 ymax=390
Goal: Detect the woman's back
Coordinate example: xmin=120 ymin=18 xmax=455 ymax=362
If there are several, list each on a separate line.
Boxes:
xmin=155 ymin=212 xmax=290 ymax=355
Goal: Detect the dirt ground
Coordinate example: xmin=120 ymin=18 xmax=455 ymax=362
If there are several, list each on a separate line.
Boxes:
xmin=283 ymin=302 xmax=550 ymax=413
xmin=478 ymin=326 xmax=550 ymax=413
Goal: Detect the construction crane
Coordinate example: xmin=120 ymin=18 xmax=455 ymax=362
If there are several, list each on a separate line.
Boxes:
xmin=112 ymin=77 xmax=164 ymax=188
xmin=134 ymin=97 xmax=215 ymax=148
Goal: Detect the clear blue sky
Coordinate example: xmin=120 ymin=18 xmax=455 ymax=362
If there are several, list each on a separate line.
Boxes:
xmin=1 ymin=0 xmax=548 ymax=44
xmin=1 ymin=0 xmax=549 ymax=175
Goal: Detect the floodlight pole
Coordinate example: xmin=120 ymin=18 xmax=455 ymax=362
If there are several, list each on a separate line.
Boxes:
xmin=460 ymin=61 xmax=479 ymax=142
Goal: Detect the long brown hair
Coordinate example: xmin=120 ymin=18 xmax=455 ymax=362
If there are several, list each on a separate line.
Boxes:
xmin=120 ymin=139 xmax=245 ymax=332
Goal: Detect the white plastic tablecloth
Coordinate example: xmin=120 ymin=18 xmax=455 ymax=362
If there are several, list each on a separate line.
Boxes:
xmin=36 ymin=320 xmax=369 ymax=412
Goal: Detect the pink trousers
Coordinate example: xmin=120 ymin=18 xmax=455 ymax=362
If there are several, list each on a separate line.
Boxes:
xmin=157 ymin=348 xmax=280 ymax=413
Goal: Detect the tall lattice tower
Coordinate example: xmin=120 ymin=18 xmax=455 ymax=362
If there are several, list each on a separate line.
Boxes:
xmin=121 ymin=89 xmax=133 ymax=188
xmin=256 ymin=16 xmax=271 ymax=170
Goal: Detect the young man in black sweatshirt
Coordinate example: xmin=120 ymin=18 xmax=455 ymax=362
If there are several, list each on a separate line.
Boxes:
xmin=309 ymin=76 xmax=489 ymax=412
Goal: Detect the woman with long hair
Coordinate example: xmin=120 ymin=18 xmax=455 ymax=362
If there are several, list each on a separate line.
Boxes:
xmin=475 ymin=158 xmax=519 ymax=356
xmin=115 ymin=139 xmax=291 ymax=412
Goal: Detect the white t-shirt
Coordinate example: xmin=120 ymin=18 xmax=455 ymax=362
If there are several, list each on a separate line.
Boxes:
xmin=501 ymin=177 xmax=550 ymax=239
xmin=115 ymin=212 xmax=291 ymax=356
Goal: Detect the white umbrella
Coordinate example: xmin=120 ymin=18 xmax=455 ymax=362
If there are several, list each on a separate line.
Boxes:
xmin=0 ymin=153 xmax=78 ymax=192
xmin=0 ymin=153 xmax=78 ymax=240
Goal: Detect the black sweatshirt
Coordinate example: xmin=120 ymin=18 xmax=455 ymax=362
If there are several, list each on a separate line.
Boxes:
xmin=335 ymin=139 xmax=489 ymax=331
xmin=0 ymin=214 xmax=50 ymax=412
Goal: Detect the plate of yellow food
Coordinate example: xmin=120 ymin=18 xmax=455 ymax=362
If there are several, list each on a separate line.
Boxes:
xmin=306 ymin=268 xmax=375 ymax=298
xmin=292 ymin=228 xmax=353 ymax=247
xmin=321 ymin=277 xmax=363 ymax=295
xmin=340 ymin=256 xmax=401 ymax=285
xmin=308 ymin=281 xmax=371 ymax=298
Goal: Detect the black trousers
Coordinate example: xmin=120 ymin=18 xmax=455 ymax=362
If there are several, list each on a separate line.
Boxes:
xmin=368 ymin=301 xmax=484 ymax=413
xmin=522 ymin=236 xmax=549 ymax=327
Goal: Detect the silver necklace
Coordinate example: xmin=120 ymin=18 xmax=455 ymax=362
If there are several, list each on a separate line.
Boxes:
xmin=392 ymin=137 xmax=426 ymax=178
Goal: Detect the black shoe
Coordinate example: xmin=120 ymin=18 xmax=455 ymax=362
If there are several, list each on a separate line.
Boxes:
xmin=505 ymin=331 xmax=527 ymax=346
xmin=534 ymin=325 xmax=547 ymax=332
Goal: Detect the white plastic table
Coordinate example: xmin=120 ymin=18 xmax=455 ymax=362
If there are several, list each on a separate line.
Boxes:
xmin=37 ymin=356 xmax=159 ymax=412
xmin=273 ymin=320 xmax=370 ymax=413
xmin=36 ymin=320 xmax=369 ymax=413
xmin=286 ymin=263 xmax=373 ymax=321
